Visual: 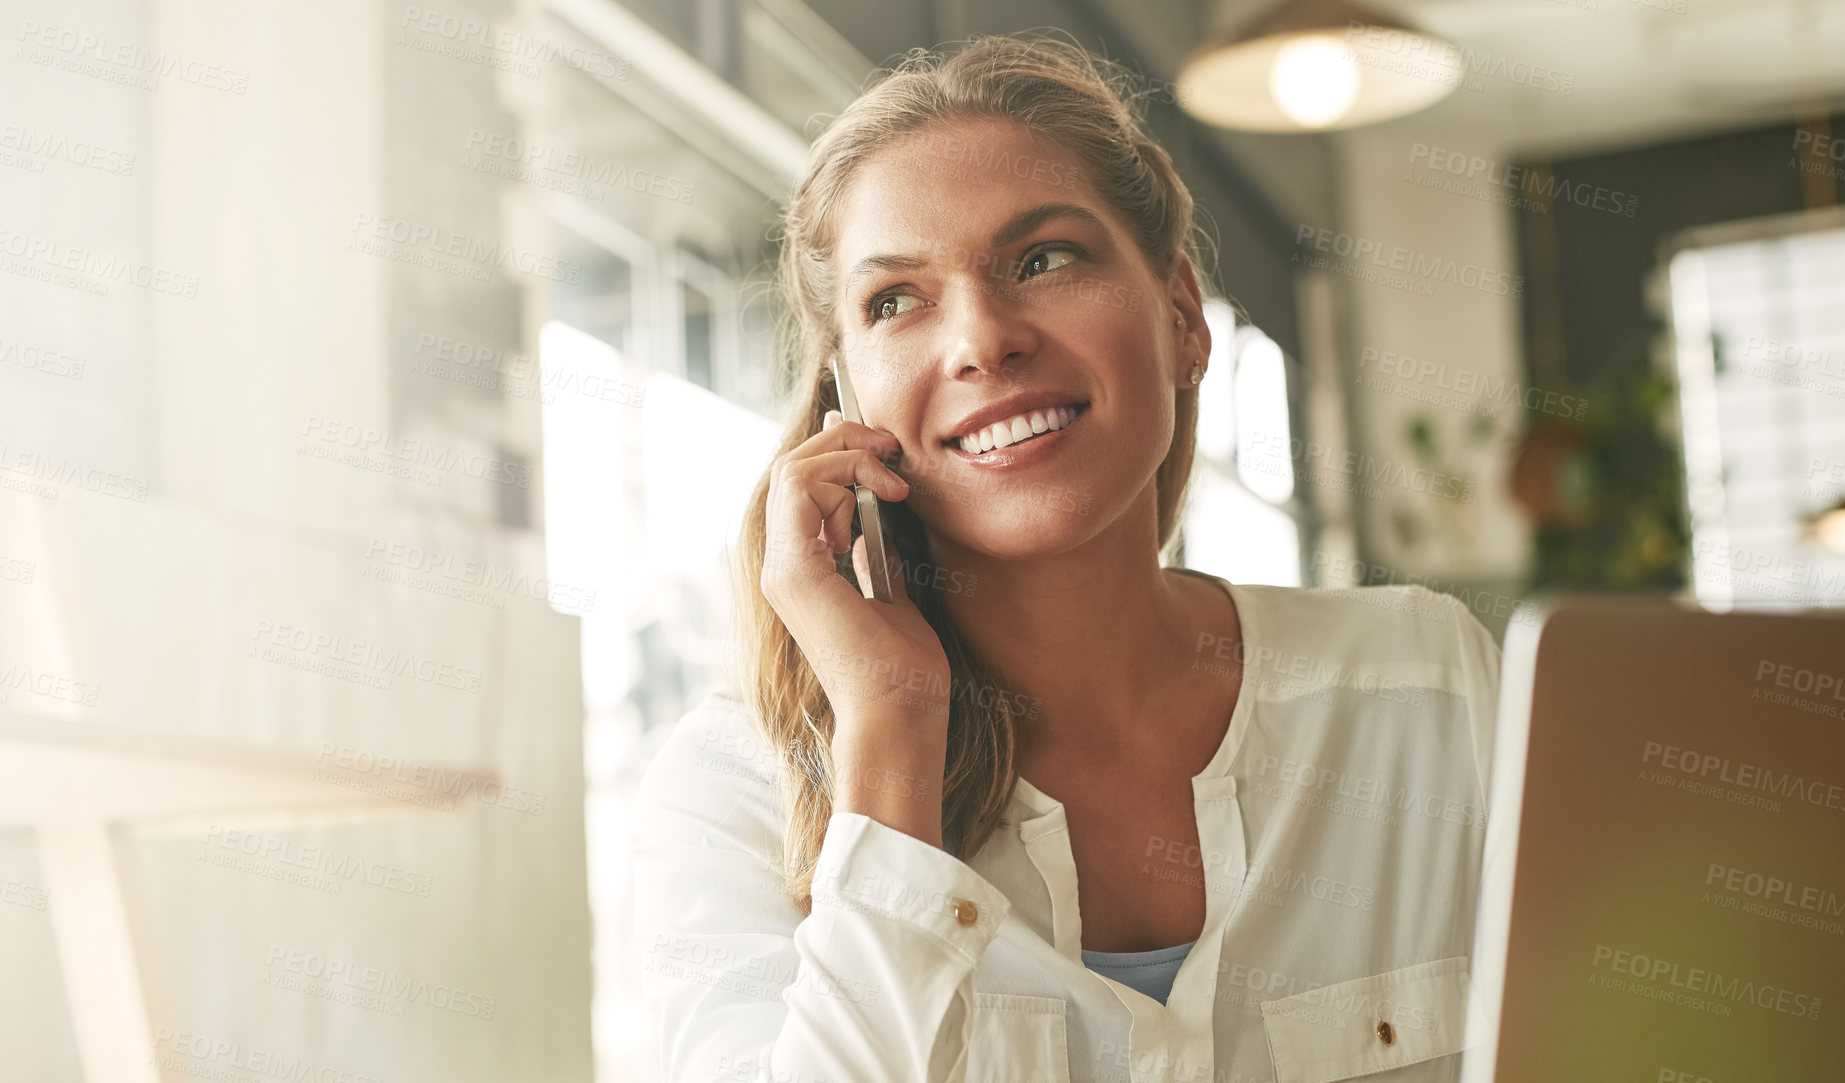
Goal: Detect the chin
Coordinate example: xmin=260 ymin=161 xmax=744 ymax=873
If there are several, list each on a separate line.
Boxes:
xmin=924 ymin=505 xmax=1103 ymax=561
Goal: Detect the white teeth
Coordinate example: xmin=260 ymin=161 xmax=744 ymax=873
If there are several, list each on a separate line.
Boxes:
xmin=954 ymin=404 xmax=1082 ymax=454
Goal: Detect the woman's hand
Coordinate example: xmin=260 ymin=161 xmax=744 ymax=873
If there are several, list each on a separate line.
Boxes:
xmin=759 ymin=410 xmax=953 ymax=844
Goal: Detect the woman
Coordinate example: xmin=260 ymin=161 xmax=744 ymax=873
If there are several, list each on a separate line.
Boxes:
xmin=632 ymin=33 xmax=1502 ymax=1083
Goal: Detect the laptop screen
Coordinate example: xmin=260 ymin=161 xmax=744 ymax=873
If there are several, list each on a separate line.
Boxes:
xmin=1464 ymin=598 xmax=1845 ymax=1081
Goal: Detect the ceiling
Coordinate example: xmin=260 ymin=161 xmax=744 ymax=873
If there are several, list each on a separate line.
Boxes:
xmin=1085 ymin=0 xmax=1845 ymax=224
xmin=1357 ymin=0 xmax=1845 ymax=156
xmin=790 ymin=0 xmax=1844 ymax=235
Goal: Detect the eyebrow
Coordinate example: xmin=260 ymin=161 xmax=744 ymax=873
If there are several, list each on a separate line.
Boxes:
xmin=842 ymin=202 xmax=1107 ymax=290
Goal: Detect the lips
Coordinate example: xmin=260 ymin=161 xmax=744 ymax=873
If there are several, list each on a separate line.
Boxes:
xmin=946 ymin=402 xmax=1087 ymax=455
xmin=942 ymin=403 xmax=1090 ymax=464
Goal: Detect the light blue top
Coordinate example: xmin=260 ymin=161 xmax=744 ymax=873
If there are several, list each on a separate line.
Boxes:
xmin=1079 ymin=940 xmax=1196 ymax=1006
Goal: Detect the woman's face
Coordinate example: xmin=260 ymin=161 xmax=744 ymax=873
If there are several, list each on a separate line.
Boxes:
xmin=830 ymin=117 xmax=1207 ymax=562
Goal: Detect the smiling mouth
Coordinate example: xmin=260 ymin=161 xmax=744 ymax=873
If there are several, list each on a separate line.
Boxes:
xmin=943 ymin=402 xmax=1089 ymax=455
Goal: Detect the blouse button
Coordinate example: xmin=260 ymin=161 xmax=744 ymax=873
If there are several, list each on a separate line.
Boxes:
xmin=1376 ymin=1020 xmax=1396 ymax=1046
xmin=954 ymin=899 xmax=979 ymax=926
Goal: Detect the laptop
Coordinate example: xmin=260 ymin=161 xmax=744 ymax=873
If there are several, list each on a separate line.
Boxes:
xmin=1462 ymin=596 xmax=1845 ymax=1081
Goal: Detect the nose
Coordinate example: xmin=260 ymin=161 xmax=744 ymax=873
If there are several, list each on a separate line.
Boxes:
xmin=938 ymin=275 xmax=1037 ymax=384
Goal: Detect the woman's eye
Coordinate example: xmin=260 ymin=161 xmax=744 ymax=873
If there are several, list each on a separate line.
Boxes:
xmin=1020 ymin=246 xmax=1078 ymax=278
xmin=869 ymin=292 xmax=920 ymax=324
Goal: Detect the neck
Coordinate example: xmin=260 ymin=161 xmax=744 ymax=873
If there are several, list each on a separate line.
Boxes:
xmin=926 ymin=487 xmax=1211 ymax=752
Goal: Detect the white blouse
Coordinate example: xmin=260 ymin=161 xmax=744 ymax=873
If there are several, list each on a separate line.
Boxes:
xmin=632 ymin=572 xmax=1503 ymax=1083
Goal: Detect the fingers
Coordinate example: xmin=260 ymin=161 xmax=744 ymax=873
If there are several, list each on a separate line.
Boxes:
xmin=769 ymin=469 xmax=857 ymax=554
xmin=761 ymin=410 xmax=909 ymax=605
xmin=791 ymin=450 xmax=909 ymax=502
xmin=799 ymin=414 xmax=853 ymax=558
xmin=809 ymin=412 xmax=902 ymax=464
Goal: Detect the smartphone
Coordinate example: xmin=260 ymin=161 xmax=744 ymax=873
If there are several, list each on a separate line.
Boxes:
xmin=830 ymin=355 xmax=900 ymax=603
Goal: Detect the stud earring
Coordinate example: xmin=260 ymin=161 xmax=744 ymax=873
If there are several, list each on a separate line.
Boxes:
xmin=1190 ymin=361 xmax=1204 ymax=385
xmin=1174 ymin=317 xmax=1183 ymax=329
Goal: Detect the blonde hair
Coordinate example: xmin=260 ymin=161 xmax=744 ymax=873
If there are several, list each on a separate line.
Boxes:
xmin=732 ymin=32 xmax=1208 ymax=914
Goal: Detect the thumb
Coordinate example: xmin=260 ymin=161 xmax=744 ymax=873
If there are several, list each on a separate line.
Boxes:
xmin=852 ymin=533 xmax=910 ymax=606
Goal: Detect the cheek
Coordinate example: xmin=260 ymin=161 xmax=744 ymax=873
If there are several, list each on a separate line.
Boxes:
xmin=1053 ymin=288 xmax=1160 ymax=378
xmin=845 ymin=355 xmax=931 ymax=439
xmin=891 ymin=446 xmax=962 ymax=511
xmin=1065 ymin=313 xmax=1170 ymax=425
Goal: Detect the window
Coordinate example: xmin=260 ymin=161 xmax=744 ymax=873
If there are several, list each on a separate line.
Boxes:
xmin=528 ymin=4 xmax=869 ymax=1080
xmin=1179 ymin=298 xmax=1306 ymax=587
xmin=1663 ymin=206 xmax=1845 ymax=608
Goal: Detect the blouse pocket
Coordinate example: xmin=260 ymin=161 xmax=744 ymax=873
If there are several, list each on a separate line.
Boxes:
xmin=1260 ymin=956 xmax=1471 ymax=1083
xmin=965 ymin=992 xmax=1071 ymax=1083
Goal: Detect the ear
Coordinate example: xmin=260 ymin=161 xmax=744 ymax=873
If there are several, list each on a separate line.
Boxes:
xmin=1165 ymin=252 xmax=1212 ymax=381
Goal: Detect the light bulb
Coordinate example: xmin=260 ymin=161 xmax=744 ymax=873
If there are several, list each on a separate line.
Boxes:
xmin=1269 ymin=35 xmax=1361 ymax=129
xmin=1817 ymin=508 xmax=1845 ymax=554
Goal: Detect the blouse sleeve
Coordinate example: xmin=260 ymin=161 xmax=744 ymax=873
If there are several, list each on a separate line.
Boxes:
xmin=630 ymin=693 xmax=1014 ymax=1082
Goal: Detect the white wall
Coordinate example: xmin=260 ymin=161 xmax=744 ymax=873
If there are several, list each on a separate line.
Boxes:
xmin=1325 ymin=126 xmax=1533 ymax=584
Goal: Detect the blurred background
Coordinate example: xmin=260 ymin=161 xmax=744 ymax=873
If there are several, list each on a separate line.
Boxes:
xmin=1 ymin=0 xmax=1842 ymax=1080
